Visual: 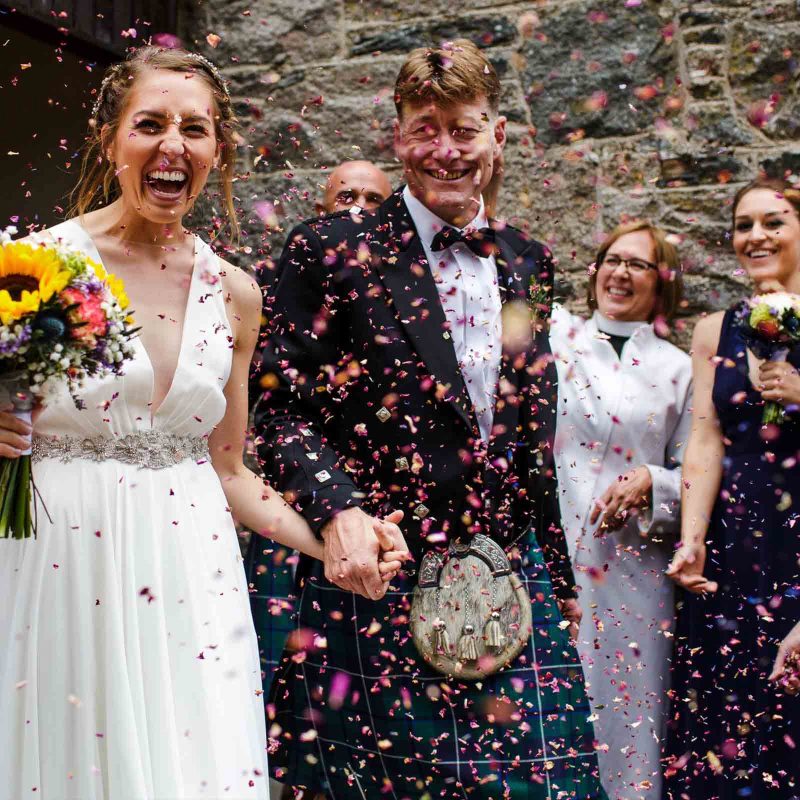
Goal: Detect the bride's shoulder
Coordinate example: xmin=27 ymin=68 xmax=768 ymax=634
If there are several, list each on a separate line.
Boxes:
xmin=18 ymin=219 xmax=81 ymax=248
xmin=211 ymin=253 xmax=261 ymax=324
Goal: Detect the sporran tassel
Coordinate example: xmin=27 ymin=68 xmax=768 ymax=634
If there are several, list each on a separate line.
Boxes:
xmin=484 ymin=611 xmax=503 ymax=650
xmin=457 ymin=624 xmax=479 ymax=662
xmin=433 ymin=619 xmax=452 ymax=654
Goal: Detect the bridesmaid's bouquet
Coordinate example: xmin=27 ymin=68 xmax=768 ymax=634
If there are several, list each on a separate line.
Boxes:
xmin=0 ymin=231 xmax=136 ymax=538
xmin=736 ymin=291 xmax=800 ymax=425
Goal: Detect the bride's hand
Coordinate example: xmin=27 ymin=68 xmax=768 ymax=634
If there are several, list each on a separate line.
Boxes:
xmin=0 ymin=405 xmax=32 ymax=458
xmin=375 ymin=509 xmax=412 ymax=583
xmin=666 ymin=541 xmax=718 ymax=594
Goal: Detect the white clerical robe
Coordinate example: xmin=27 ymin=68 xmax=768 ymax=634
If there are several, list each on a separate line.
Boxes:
xmin=549 ymin=305 xmax=692 ymax=800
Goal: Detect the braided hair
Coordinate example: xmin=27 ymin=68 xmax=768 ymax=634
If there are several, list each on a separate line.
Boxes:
xmin=70 ymin=46 xmax=239 ymax=240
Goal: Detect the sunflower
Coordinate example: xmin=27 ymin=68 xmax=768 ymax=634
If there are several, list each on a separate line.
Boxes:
xmin=87 ymin=256 xmax=130 ymax=311
xmin=0 ymin=242 xmax=72 ymax=325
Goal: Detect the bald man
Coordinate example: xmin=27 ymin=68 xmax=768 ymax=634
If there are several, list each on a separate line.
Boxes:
xmin=315 ymin=159 xmax=392 ymax=215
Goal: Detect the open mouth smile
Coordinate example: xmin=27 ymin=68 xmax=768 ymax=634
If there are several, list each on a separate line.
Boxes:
xmin=145 ymin=169 xmax=189 ymax=199
xmin=425 ymin=169 xmax=470 ymax=182
xmin=606 ymin=286 xmax=633 ymax=298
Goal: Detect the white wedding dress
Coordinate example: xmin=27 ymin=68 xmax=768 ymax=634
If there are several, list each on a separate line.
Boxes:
xmin=0 ymin=220 xmax=268 ymax=799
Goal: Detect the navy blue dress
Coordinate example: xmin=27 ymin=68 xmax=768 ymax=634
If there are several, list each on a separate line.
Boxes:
xmin=666 ymin=306 xmax=800 ymax=799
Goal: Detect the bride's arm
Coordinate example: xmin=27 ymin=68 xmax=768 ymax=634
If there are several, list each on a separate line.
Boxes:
xmin=206 ymin=262 xmax=328 ymax=560
xmin=208 ymin=262 xmax=405 ymax=576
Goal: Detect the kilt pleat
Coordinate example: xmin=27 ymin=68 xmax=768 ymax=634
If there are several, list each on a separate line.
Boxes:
xmin=268 ymin=531 xmax=608 ymax=799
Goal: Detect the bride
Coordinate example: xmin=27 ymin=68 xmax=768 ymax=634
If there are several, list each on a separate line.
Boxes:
xmin=0 ymin=47 xmax=404 ymax=799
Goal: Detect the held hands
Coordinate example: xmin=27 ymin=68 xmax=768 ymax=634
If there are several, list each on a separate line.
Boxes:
xmin=557 ymin=597 xmax=582 ymax=642
xmin=0 ymin=404 xmax=32 ymax=458
xmin=321 ymin=507 xmax=410 ymax=600
xmin=589 ymin=465 xmax=653 ymax=532
xmin=666 ymin=541 xmax=718 ymax=594
xmin=769 ymin=621 xmax=800 ymax=695
xmin=758 ymin=359 xmax=800 ymax=408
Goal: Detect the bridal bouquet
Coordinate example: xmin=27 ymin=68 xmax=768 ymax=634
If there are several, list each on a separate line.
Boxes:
xmin=0 ymin=232 xmax=136 ymax=538
xmin=736 ymin=291 xmax=800 ymax=426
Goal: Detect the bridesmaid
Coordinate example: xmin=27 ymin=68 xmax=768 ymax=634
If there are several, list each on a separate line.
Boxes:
xmin=550 ymin=221 xmax=691 ymax=798
xmin=666 ymin=176 xmax=800 ymax=799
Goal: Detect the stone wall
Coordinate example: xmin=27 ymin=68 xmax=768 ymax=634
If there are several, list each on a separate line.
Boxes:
xmin=181 ymin=0 xmax=800 ymax=339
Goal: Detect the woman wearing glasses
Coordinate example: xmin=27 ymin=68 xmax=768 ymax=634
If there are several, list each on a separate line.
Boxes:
xmin=549 ymin=221 xmax=691 ymax=798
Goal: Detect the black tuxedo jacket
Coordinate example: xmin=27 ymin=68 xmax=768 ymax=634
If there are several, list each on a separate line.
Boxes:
xmin=253 ymin=188 xmax=576 ymax=598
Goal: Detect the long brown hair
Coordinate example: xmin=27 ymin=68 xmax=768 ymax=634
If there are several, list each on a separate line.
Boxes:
xmin=587 ymin=220 xmax=684 ymax=324
xmin=69 ymin=46 xmax=239 ymax=240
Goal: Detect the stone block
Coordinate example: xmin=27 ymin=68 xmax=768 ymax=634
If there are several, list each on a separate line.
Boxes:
xmin=678 ymin=5 xmax=736 ymax=27
xmin=657 ymin=150 xmax=744 ymax=187
xmin=750 ymin=1 xmax=800 ymax=23
xmin=688 ymin=78 xmax=726 ymax=101
xmin=729 ymin=20 xmax=800 ymax=140
xmin=685 ymin=46 xmax=726 ymax=78
xmin=344 ymin=0 xmax=519 ymax=23
xmin=682 ymin=26 xmax=727 ymax=45
xmin=519 ymin=0 xmax=679 ymax=145
xmin=759 ymin=150 xmax=800 ymax=179
xmin=193 ymin=0 xmax=341 ymax=69
xmin=686 ymin=102 xmax=755 ymax=146
xmin=348 ymin=15 xmax=517 ymax=56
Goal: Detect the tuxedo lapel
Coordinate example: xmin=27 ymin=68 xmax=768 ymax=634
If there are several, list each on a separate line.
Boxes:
xmin=373 ymin=191 xmax=474 ymax=431
xmin=487 ymin=232 xmax=528 ymax=459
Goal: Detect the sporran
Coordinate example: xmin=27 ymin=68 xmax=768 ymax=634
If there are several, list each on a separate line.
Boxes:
xmin=409 ymin=534 xmax=533 ymax=680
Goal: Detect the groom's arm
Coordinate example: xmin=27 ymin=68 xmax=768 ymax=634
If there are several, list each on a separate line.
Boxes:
xmin=252 ymin=221 xmax=363 ymax=536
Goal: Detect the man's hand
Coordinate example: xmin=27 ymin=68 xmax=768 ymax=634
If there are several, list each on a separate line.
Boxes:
xmin=590 ymin=465 xmax=653 ymax=532
xmin=557 ymin=597 xmax=582 ymax=642
xmin=321 ymin=507 xmax=407 ymax=600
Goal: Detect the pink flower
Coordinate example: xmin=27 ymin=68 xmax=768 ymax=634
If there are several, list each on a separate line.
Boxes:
xmin=60 ymin=287 xmax=108 ymax=344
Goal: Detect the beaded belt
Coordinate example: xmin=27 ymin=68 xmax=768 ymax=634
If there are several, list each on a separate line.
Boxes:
xmin=32 ymin=431 xmax=209 ymax=470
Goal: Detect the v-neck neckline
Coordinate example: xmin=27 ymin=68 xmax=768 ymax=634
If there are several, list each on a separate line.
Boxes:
xmin=67 ymin=220 xmax=200 ymax=422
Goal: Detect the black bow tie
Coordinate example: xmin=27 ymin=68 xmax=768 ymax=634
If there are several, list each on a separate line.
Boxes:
xmin=430 ymin=226 xmax=497 ymax=258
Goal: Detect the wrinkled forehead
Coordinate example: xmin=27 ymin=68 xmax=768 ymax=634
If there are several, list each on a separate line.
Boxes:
xmin=398 ymin=98 xmax=494 ymax=127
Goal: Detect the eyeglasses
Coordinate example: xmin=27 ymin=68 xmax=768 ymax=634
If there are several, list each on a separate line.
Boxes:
xmin=600 ymin=255 xmax=658 ymax=274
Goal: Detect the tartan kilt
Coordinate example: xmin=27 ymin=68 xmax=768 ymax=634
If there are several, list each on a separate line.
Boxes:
xmin=268 ymin=530 xmax=607 ymax=800
xmin=244 ymin=537 xmax=298 ymax=687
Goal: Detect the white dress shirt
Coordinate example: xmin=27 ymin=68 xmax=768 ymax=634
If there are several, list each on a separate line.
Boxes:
xmin=403 ymin=185 xmax=502 ymax=442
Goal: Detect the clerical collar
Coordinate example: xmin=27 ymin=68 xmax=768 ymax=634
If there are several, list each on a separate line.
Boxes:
xmin=593 ymin=311 xmax=649 ymax=337
xmin=402 ymin=184 xmax=488 ymax=249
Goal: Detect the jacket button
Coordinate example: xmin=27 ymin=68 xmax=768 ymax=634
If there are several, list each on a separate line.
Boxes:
xmin=376 ymin=406 xmax=391 ymax=422
xmin=395 ymin=457 xmax=409 ymax=471
xmin=414 ymin=504 xmax=430 ymax=519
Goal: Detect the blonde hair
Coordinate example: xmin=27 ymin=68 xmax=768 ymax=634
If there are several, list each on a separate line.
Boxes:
xmin=70 ymin=46 xmax=239 ymax=241
xmin=588 ymin=221 xmax=684 ymax=324
xmin=394 ymin=39 xmax=501 ymax=116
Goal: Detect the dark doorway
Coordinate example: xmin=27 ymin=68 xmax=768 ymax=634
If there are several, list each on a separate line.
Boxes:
xmin=0 ymin=13 xmax=109 ymax=230
xmin=0 ymin=2 xmax=180 ymax=232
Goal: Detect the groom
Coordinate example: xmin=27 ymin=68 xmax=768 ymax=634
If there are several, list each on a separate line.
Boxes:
xmin=254 ymin=39 xmax=604 ymax=799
